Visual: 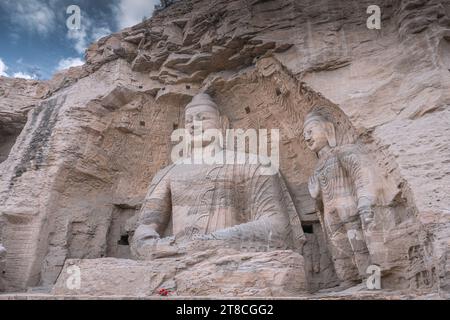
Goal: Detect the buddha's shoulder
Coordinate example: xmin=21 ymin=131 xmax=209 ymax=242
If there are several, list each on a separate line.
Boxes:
xmin=229 ymin=151 xmax=272 ymax=165
xmin=152 ymin=163 xmax=177 ymax=181
xmin=232 ymin=151 xmax=280 ymax=176
xmin=333 ymin=144 xmax=369 ymax=162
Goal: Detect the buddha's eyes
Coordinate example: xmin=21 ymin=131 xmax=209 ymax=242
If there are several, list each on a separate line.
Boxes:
xmin=186 ymin=112 xmax=215 ymax=122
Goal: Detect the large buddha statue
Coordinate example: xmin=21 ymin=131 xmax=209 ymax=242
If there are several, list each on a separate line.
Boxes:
xmin=51 ymin=94 xmax=308 ymax=297
xmin=131 ymin=93 xmax=305 ymax=258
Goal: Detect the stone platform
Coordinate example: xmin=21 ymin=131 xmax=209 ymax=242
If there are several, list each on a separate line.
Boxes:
xmin=0 ymin=287 xmax=441 ymax=300
xmin=51 ymin=249 xmax=307 ymax=297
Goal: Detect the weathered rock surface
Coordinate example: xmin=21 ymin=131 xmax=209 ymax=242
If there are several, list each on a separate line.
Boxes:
xmin=0 ymin=0 xmax=449 ymax=299
xmin=52 ymin=243 xmax=306 ymax=297
xmin=0 ymin=243 xmax=6 ymax=291
xmin=0 ymin=77 xmax=49 ymax=163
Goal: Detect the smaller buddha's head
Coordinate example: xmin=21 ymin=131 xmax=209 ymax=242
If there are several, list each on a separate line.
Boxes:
xmin=303 ymin=109 xmax=337 ymax=154
xmin=185 ymin=93 xmax=228 ymax=148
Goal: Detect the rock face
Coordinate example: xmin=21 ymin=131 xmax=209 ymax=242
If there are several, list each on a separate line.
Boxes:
xmin=0 ymin=77 xmax=49 ymax=163
xmin=0 ymin=243 xmax=5 ymax=291
xmin=52 ymin=242 xmax=307 ymax=297
xmin=130 ymin=92 xmax=305 ymax=254
xmin=0 ymin=0 xmax=449 ymax=298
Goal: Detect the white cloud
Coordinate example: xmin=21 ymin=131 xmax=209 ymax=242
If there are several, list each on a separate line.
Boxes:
xmin=66 ymin=12 xmax=94 ymax=55
xmin=13 ymin=72 xmax=37 ymax=80
xmin=0 ymin=58 xmax=9 ymax=77
xmin=57 ymin=57 xmax=85 ymax=71
xmin=114 ymin=0 xmax=158 ymax=30
xmin=67 ymin=27 xmax=90 ymax=55
xmin=0 ymin=0 xmax=57 ymax=36
xmin=66 ymin=16 xmax=113 ymax=54
xmin=92 ymin=26 xmax=113 ymax=41
xmin=0 ymin=58 xmax=39 ymax=79
xmin=1 ymin=0 xmax=114 ymax=54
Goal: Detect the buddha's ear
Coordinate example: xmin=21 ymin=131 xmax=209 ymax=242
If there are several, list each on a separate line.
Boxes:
xmin=220 ymin=114 xmax=230 ymax=148
xmin=220 ymin=114 xmax=230 ymax=132
xmin=325 ymin=122 xmax=337 ymax=148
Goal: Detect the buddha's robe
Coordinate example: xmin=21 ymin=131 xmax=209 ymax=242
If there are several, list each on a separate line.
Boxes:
xmin=308 ymin=144 xmax=384 ymax=281
xmin=134 ymin=155 xmax=304 ymax=253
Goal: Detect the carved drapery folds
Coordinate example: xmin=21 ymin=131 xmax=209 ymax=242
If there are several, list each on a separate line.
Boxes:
xmin=131 ymin=93 xmax=306 ymax=260
xmin=304 ymin=105 xmax=414 ymax=285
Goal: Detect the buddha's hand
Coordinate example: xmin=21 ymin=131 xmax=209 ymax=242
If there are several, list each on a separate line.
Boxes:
xmin=133 ymin=224 xmax=160 ymax=246
xmin=191 ymin=233 xmax=216 ymax=241
xmin=359 ymin=205 xmax=374 ymax=228
xmin=192 ymin=228 xmax=237 ymax=241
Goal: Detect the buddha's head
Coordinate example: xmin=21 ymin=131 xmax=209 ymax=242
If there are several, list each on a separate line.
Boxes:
xmin=303 ymin=110 xmax=337 ymax=155
xmin=185 ymin=93 xmax=227 ymax=148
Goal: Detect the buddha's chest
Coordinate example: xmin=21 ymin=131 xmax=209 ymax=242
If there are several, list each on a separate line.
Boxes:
xmin=169 ymin=164 xmax=248 ymax=209
xmin=168 ymin=165 xmax=252 ymax=236
xmin=315 ymin=157 xmax=355 ymax=202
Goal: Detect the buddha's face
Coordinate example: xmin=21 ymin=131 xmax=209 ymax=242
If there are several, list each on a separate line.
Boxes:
xmin=185 ymin=104 xmax=221 ymax=148
xmin=303 ymin=120 xmax=330 ymax=153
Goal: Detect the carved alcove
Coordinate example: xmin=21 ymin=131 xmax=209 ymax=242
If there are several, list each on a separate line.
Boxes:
xmin=199 ymin=57 xmax=340 ymax=291
xmin=438 ymin=33 xmax=450 ymax=72
xmin=0 ymin=127 xmax=21 ymax=164
xmin=1 ymin=96 xmax=70 ymax=291
xmin=0 ymin=78 xmax=45 ymax=165
xmin=2 ymin=56 xmax=434 ymax=293
xmin=36 ymin=87 xmax=184 ymax=287
xmin=198 ymin=57 xmax=435 ymax=291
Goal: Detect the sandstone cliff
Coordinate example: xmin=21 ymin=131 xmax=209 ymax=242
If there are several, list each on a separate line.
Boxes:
xmin=0 ymin=0 xmax=449 ymax=298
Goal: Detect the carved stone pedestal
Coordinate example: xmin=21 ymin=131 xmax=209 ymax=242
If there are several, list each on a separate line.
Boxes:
xmin=52 ymin=248 xmax=307 ymax=297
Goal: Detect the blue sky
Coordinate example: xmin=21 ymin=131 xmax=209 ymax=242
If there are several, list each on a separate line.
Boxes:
xmin=0 ymin=0 xmax=159 ymax=80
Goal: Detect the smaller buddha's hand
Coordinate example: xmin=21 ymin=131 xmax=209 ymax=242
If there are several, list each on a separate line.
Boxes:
xmin=359 ymin=206 xmax=374 ymax=228
xmin=134 ymin=224 xmax=160 ymax=244
xmin=191 ymin=233 xmax=215 ymax=241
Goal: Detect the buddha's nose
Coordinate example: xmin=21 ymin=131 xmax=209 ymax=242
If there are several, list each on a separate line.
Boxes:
xmin=191 ymin=122 xmax=203 ymax=135
xmin=189 ymin=125 xmax=196 ymax=135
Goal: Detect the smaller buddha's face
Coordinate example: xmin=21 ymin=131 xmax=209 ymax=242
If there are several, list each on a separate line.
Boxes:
xmin=185 ymin=104 xmax=221 ymax=147
xmin=303 ymin=120 xmax=330 ymax=153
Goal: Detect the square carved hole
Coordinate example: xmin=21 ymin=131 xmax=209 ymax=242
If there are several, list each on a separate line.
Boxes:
xmin=118 ymin=235 xmax=129 ymax=246
xmin=302 ymin=224 xmax=314 ymax=234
